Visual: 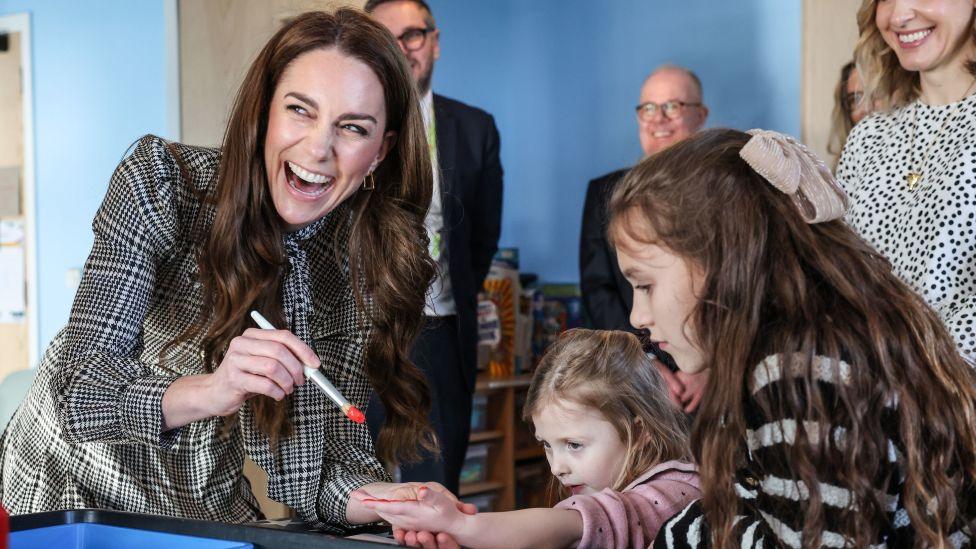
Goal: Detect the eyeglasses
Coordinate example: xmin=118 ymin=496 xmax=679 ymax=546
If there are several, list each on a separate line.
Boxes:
xmin=396 ymin=26 xmax=436 ymax=52
xmin=635 ymin=100 xmax=702 ymax=121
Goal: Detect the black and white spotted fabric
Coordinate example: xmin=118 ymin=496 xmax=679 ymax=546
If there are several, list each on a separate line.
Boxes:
xmin=0 ymin=135 xmax=388 ymax=531
xmin=654 ymin=354 xmax=975 ymax=548
xmin=837 ymin=93 xmax=976 ymax=361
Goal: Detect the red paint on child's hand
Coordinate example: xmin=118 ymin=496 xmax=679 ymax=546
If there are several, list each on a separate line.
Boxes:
xmin=361 ymin=498 xmax=419 ymax=503
xmin=346 ymin=406 xmax=365 ymax=424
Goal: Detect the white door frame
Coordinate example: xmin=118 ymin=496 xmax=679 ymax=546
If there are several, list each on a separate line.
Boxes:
xmin=0 ymin=13 xmax=38 ymax=367
xmin=164 ymin=0 xmax=181 ymax=140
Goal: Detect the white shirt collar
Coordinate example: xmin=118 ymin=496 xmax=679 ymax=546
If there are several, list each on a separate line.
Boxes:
xmin=420 ymin=89 xmax=435 ymax=131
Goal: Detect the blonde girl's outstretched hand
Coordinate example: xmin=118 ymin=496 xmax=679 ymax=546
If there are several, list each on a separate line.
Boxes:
xmin=394 ymin=528 xmax=461 ymax=549
xmin=348 ymin=481 xmax=476 ymax=545
xmin=359 ymin=486 xmax=466 ymax=537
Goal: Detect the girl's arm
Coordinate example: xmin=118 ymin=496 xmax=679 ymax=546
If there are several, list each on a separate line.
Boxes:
xmin=451 ymin=508 xmax=583 ymax=549
xmin=359 ymin=487 xmax=583 ymax=549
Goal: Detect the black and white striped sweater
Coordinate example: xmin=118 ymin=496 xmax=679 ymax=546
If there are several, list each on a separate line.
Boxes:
xmin=655 ymin=354 xmax=975 ymax=548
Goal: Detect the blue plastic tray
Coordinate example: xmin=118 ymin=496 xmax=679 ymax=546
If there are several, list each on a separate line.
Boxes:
xmin=11 ymin=523 xmax=253 ymax=549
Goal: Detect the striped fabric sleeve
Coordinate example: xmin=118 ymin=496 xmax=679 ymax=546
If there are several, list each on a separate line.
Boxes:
xmin=656 ymin=355 xmax=886 ymax=548
xmin=739 ymin=355 xmax=863 ymax=548
xmin=656 ymin=355 xmax=976 ymax=546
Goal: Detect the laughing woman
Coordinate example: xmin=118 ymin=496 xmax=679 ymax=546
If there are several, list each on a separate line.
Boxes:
xmin=836 ymin=0 xmax=976 ymax=360
xmin=0 ymin=9 xmax=447 ymax=530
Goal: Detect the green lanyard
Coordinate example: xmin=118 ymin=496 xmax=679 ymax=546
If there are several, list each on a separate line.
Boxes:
xmin=427 ymin=112 xmax=438 ymax=160
xmin=426 ymin=112 xmax=442 ymax=261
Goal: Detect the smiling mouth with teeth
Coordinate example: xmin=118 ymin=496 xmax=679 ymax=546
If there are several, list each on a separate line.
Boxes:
xmin=286 ymin=160 xmax=334 ymax=198
xmin=898 ymin=29 xmax=932 ymax=44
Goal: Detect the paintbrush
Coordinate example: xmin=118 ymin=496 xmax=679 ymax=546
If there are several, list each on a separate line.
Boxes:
xmin=250 ymin=310 xmax=365 ymax=424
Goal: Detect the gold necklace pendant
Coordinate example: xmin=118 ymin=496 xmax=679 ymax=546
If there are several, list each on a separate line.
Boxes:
xmin=906 ymin=171 xmax=922 ymax=191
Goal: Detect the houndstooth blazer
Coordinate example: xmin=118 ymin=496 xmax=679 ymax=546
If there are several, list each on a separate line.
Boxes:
xmin=0 ymin=135 xmax=389 ymax=531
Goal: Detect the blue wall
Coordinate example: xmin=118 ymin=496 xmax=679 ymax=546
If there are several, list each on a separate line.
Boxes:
xmin=0 ymin=0 xmax=173 ymax=352
xmin=429 ymin=0 xmax=802 ymax=283
xmin=1 ymin=1 xmax=800 ymax=354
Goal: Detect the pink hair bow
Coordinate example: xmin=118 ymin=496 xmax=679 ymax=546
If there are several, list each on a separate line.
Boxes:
xmin=739 ymin=129 xmax=849 ymax=224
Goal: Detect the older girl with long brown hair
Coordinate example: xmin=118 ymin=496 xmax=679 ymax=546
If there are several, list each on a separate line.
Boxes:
xmin=837 ymin=0 xmax=976 ymax=361
xmin=607 ymin=128 xmax=976 ymax=546
xmin=0 ymin=9 xmax=448 ymax=530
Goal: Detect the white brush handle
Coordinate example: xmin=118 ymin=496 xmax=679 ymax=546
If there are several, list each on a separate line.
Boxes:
xmin=249 ymin=310 xmax=349 ymax=409
xmin=304 ymin=366 xmax=351 ymax=408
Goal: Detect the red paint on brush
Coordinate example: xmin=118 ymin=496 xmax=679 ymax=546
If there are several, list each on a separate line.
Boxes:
xmin=346 ymin=406 xmax=366 ymax=424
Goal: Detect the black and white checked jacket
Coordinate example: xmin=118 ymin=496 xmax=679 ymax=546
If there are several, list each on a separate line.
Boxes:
xmin=655 ymin=354 xmax=975 ymax=548
xmin=0 ymin=136 xmax=389 ymax=531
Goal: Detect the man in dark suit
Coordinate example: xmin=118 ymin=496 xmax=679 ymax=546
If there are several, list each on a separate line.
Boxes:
xmin=579 ymin=65 xmax=708 ymax=412
xmin=366 ymin=0 xmax=503 ymax=494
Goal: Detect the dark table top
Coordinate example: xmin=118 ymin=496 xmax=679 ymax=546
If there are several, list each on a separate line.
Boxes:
xmin=10 ymin=509 xmax=395 ymax=548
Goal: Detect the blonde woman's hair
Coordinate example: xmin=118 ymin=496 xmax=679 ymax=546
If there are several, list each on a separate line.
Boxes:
xmin=522 ymin=329 xmax=691 ymax=491
xmin=854 ymin=0 xmax=976 ymax=109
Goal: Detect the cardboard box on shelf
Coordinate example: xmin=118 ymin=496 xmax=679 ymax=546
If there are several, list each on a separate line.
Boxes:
xmin=478 ymin=249 xmax=520 ymax=378
xmin=459 ymin=442 xmax=491 ymax=485
xmin=470 ymin=393 xmax=488 ymax=432
xmin=516 ymin=460 xmax=557 ymax=509
xmin=464 ymin=492 xmax=498 ymax=513
xmin=514 ymin=285 xmax=537 ymax=375
xmin=532 ymin=283 xmax=583 ymax=364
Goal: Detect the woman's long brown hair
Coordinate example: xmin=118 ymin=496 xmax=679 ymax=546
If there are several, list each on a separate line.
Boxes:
xmin=174 ymin=9 xmax=436 ymax=464
xmin=608 ymin=128 xmax=976 ymax=546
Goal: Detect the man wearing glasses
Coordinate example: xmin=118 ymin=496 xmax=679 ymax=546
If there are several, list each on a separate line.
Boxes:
xmin=365 ymin=0 xmax=504 ymax=495
xmin=579 ymin=65 xmax=708 ymax=412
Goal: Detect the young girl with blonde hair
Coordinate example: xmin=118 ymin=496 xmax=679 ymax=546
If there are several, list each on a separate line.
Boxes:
xmin=606 ymin=127 xmax=976 ymax=547
xmin=357 ymin=328 xmax=700 ymax=548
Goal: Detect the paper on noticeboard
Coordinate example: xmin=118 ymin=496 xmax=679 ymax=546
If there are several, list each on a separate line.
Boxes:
xmin=0 ymin=166 xmax=20 ymax=217
xmin=0 ymin=219 xmax=26 ymax=323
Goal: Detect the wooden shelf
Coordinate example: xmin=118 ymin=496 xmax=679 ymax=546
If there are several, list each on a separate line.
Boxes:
xmin=460 ymin=374 xmax=552 ymax=511
xmin=515 ymin=446 xmax=545 ymax=461
xmin=469 ymin=429 xmax=504 ymax=443
xmin=474 ymin=374 xmax=533 ymax=393
xmin=459 ymin=480 xmax=505 ymax=497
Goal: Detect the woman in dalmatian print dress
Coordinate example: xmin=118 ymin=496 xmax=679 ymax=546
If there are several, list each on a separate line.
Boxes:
xmin=0 ymin=10 xmax=448 ymax=531
xmin=838 ymin=0 xmax=976 ymax=362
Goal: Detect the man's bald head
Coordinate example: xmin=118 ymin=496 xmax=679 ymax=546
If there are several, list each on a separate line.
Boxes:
xmin=636 ymin=64 xmax=708 ymax=156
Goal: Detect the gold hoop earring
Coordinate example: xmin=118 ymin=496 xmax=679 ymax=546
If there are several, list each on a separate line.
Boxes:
xmin=364 ymin=172 xmax=375 ymax=191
